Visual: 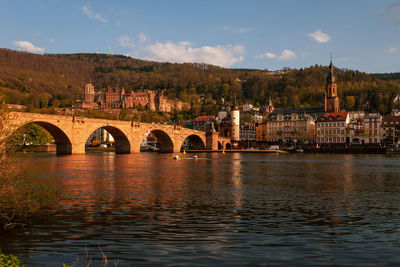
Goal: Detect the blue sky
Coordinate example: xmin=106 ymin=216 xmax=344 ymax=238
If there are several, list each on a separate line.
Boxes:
xmin=1 ymin=0 xmax=400 ymax=73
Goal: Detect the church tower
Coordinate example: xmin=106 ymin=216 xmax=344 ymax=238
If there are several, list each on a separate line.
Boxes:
xmin=324 ymin=57 xmax=340 ymax=113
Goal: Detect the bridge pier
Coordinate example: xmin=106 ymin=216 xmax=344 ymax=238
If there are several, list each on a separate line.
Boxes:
xmin=56 ymin=143 xmax=72 ymax=155
xmin=206 ymin=131 xmax=219 ymax=150
xmin=71 ymin=144 xmax=85 ymax=154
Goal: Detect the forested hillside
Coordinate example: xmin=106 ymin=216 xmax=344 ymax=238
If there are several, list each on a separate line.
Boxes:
xmin=0 ymin=48 xmax=399 ymax=115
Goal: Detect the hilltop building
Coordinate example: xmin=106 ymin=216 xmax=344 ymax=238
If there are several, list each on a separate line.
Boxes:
xmin=75 ymin=83 xmax=190 ymax=112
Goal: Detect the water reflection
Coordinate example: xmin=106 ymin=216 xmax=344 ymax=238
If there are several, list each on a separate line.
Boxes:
xmin=3 ymin=153 xmax=400 ymax=266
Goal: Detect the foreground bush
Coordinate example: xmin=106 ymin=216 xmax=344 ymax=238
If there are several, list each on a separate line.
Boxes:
xmin=0 ymin=170 xmax=58 ymax=228
xmin=0 ymin=253 xmax=21 ymax=267
xmin=0 ymin=102 xmax=58 ymax=229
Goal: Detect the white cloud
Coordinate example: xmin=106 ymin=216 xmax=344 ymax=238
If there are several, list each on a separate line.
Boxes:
xmin=13 ymin=41 xmax=45 ymax=53
xmin=144 ymin=41 xmax=244 ymax=67
xmin=118 ymin=33 xmax=148 ymax=49
xmin=223 ymin=26 xmax=254 ymax=33
xmin=255 ymin=52 xmax=277 ymax=59
xmin=279 ymin=49 xmax=296 ymax=59
xmin=388 ymin=47 xmax=398 ymax=54
xmin=118 ymin=35 xmax=135 ymax=49
xmin=307 ymin=29 xmax=331 ymax=43
xmin=81 ymin=5 xmax=107 ymax=22
xmin=255 ymin=50 xmax=295 ymax=60
xmin=137 ymin=32 xmax=147 ymax=43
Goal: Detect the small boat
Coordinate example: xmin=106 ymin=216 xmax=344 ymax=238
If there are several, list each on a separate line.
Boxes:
xmin=172 ymin=154 xmax=179 ymax=160
xmin=296 ymin=148 xmax=304 ymax=153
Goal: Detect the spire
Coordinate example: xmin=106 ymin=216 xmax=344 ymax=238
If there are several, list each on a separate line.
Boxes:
xmin=327 ymin=55 xmax=335 ymax=84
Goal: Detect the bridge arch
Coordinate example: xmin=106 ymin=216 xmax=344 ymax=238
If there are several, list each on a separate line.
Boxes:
xmin=180 ymin=134 xmax=206 ymax=151
xmin=13 ymin=121 xmax=72 ymax=154
xmin=84 ymin=125 xmax=131 ymax=154
xmin=142 ymin=129 xmax=174 ymax=153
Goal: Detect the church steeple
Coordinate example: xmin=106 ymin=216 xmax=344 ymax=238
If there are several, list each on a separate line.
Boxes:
xmin=327 ymin=55 xmax=335 ymax=84
xmin=324 ymin=56 xmax=340 ymax=113
xmin=267 ymin=95 xmax=274 ymax=114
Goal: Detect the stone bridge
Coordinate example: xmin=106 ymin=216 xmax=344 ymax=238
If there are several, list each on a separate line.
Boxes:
xmin=7 ymin=112 xmax=231 ymax=154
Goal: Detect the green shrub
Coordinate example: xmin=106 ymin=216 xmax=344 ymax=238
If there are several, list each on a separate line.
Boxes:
xmin=0 ymin=253 xmax=21 ymax=267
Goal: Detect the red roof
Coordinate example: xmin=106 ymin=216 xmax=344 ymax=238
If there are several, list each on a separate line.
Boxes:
xmin=316 ymin=112 xmax=348 ymax=122
xmin=382 ymin=115 xmax=400 ymax=124
xmin=193 ymin=115 xmax=216 ymax=122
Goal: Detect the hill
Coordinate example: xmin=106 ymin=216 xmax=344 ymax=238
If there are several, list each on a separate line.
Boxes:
xmin=0 ymin=48 xmax=399 ymax=115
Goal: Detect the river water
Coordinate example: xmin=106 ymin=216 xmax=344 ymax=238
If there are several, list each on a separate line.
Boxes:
xmin=1 ymin=152 xmax=400 ymax=266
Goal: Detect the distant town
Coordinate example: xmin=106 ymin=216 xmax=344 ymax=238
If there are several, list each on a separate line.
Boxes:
xmin=7 ymin=58 xmax=400 ymax=153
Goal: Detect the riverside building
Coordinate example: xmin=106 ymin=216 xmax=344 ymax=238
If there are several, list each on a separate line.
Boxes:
xmin=316 ymin=112 xmax=350 ymax=144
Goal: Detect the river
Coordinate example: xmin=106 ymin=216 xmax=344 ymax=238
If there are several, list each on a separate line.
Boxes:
xmin=1 ymin=152 xmax=400 ymax=266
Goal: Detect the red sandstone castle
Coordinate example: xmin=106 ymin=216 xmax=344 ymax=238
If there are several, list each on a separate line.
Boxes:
xmin=74 ymin=83 xmax=190 ymax=112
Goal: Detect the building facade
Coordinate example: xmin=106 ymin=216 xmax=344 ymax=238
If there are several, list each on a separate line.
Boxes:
xmin=75 ymin=83 xmax=189 ymax=112
xmin=316 ymin=112 xmax=350 ymax=144
xmin=262 ymin=113 xmax=315 ymax=144
xmin=363 ymin=113 xmax=382 ymax=145
xmin=192 ymin=115 xmax=217 ymax=132
xmin=240 ymin=123 xmax=256 ymax=141
xmin=381 ymin=115 xmax=400 ymax=145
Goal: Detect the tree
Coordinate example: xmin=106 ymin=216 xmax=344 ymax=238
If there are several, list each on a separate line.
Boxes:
xmin=345 ymin=96 xmax=355 ymax=110
xmin=10 ymin=123 xmax=53 ymax=148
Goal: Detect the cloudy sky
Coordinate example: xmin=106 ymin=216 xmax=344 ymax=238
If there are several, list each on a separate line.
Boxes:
xmin=1 ymin=0 xmax=400 ymax=72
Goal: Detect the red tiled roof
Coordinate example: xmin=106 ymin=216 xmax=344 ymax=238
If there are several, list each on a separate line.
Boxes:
xmin=316 ymin=112 xmax=348 ymax=122
xmin=193 ymin=115 xmax=216 ymax=122
xmin=382 ymin=115 xmax=400 ymax=124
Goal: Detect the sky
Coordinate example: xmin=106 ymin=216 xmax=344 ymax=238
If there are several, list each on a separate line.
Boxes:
xmin=1 ymin=0 xmax=400 ymax=73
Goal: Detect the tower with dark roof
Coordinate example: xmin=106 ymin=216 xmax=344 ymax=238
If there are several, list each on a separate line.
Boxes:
xmin=324 ymin=57 xmax=340 ymax=113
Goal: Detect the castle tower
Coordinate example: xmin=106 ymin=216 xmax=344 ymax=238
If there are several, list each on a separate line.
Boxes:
xmin=231 ymin=105 xmax=240 ymax=142
xmin=324 ymin=57 xmax=340 ymax=113
xmin=148 ymin=90 xmax=156 ymax=111
xmin=83 ymin=83 xmax=95 ymax=103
